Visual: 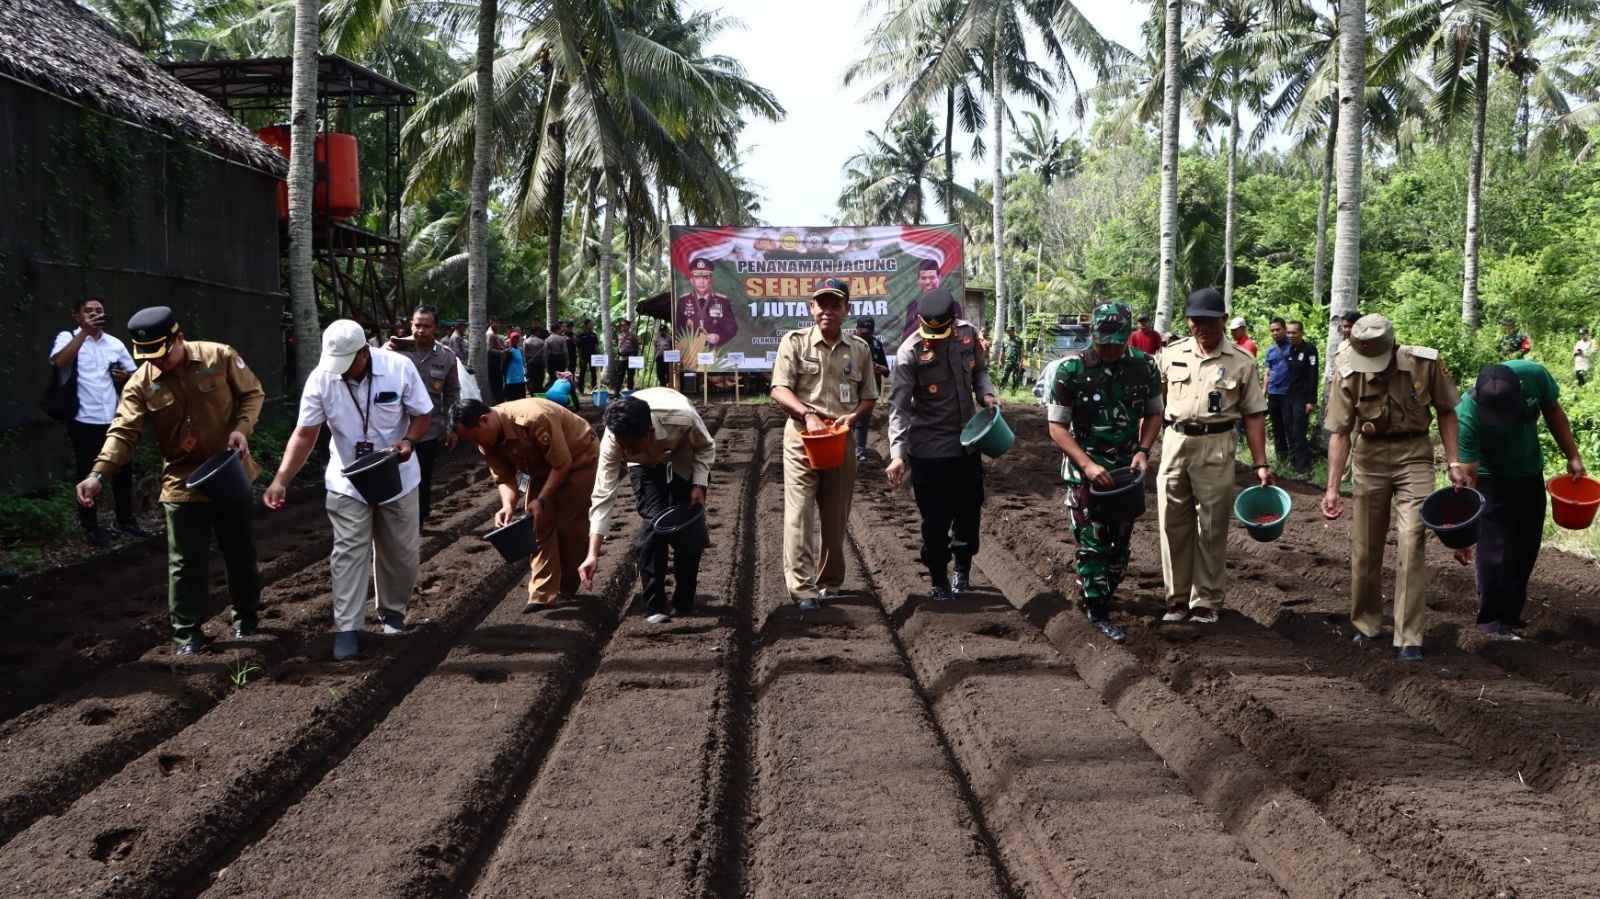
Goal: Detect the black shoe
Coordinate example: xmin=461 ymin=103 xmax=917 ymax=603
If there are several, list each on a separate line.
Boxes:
xmin=117 ymin=522 xmax=152 ymax=539
xmin=174 ymin=638 xmax=207 ymax=656
xmin=1351 ymin=630 xmax=1387 ymax=646
xmin=233 ymin=621 xmax=258 ymax=639
xmin=86 ymin=528 xmax=113 ymax=549
xmin=1397 ymin=646 xmax=1424 ymax=662
xmin=951 ymin=569 xmax=972 ymax=594
xmin=672 ymin=600 xmax=695 ymax=616
xmin=930 ymin=585 xmax=954 ymax=601
xmin=1090 ymin=616 xmax=1126 ymax=643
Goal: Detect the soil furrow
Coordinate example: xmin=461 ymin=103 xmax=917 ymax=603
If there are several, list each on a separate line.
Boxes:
xmin=742 ymin=430 xmax=1004 ymax=899
xmin=846 ymin=468 xmax=1286 ymax=898
xmin=0 ymin=513 xmax=524 ymax=899
xmin=467 ymin=426 xmax=760 ymax=899
xmin=0 ymin=479 xmax=497 ymax=850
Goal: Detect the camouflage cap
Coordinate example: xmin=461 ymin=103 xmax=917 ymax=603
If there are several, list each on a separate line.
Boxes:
xmin=1091 ymin=302 xmax=1133 ymax=345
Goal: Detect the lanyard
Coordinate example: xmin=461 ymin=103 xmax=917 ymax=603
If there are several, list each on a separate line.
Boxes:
xmin=344 ymin=375 xmax=374 ymax=441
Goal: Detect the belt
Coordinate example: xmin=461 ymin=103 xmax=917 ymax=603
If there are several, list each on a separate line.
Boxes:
xmin=1362 ymin=431 xmax=1426 ymax=441
xmin=1167 ymin=419 xmax=1236 ymax=436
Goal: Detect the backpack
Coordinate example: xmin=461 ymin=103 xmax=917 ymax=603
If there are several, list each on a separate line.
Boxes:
xmin=41 ymin=333 xmax=79 ymax=422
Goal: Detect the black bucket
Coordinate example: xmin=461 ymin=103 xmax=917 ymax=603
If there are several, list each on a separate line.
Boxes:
xmin=341 ymin=449 xmax=402 ymax=506
xmin=1087 ymin=467 xmax=1146 ymax=522
xmin=652 ymin=504 xmax=706 ymax=536
xmin=1420 ymin=487 xmax=1486 ymax=550
xmin=484 ymin=516 xmax=538 ymax=562
xmin=185 ymin=448 xmax=253 ymax=504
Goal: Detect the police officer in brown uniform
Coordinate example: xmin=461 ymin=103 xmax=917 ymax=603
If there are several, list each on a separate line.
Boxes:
xmin=75 ymin=306 xmax=266 ymax=653
xmin=885 ymin=289 xmax=998 ymax=598
xmin=1156 ymin=288 xmax=1272 ymax=624
xmin=390 ymin=304 xmax=460 ymax=524
xmin=1321 ymin=314 xmax=1463 ymax=661
xmin=771 ymin=277 xmax=879 ymax=611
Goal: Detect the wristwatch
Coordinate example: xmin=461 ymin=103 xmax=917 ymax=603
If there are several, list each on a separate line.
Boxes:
xmin=89 ymin=471 xmax=105 ymax=483
xmin=1133 ymin=446 xmax=1151 ymax=458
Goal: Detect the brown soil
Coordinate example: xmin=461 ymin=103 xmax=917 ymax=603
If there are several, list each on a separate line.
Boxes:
xmin=5 ymin=401 xmax=1600 ymax=897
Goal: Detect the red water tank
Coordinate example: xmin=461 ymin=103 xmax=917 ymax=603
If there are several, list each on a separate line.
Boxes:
xmin=255 ymin=126 xmax=361 ymax=221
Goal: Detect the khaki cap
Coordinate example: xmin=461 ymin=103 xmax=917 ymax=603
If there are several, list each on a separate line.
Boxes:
xmin=1347 ymin=314 xmax=1396 ymax=374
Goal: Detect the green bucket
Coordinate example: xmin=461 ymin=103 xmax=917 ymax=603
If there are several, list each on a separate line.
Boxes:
xmin=960 ymin=406 xmax=1014 ymax=458
xmin=1234 ymin=485 xmax=1292 ymax=542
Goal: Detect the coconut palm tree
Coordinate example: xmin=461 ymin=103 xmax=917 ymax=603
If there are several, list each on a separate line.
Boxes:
xmin=1378 ymin=0 xmax=1597 ymax=328
xmin=1156 ymin=0 xmax=1183 ymax=333
xmin=464 ymin=0 xmax=497 ymax=384
xmin=286 ymin=0 xmax=320 ymax=387
xmin=1329 ymin=0 xmax=1367 ymax=352
xmin=837 ymin=109 xmax=988 ymax=224
xmin=1007 ymin=110 xmax=1079 ymax=184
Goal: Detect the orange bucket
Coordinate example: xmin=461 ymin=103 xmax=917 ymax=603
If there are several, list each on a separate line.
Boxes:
xmin=799 ymin=422 xmax=850 ymax=470
xmin=1547 ymin=475 xmax=1600 ymax=530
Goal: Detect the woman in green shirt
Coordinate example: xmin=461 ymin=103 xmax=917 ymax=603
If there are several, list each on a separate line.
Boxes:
xmin=1455 ymin=362 xmax=1586 ymax=638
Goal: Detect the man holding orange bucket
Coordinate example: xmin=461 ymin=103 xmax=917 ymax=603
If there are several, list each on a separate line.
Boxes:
xmin=885 ymin=288 xmax=997 ymax=600
xmin=771 ymin=278 xmax=879 ymax=611
xmin=1452 ymin=363 xmax=1586 ymax=639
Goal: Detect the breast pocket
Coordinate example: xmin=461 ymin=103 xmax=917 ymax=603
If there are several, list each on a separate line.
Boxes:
xmin=1163 ymin=365 xmax=1194 ymax=417
xmin=917 ymin=362 xmax=953 ymax=400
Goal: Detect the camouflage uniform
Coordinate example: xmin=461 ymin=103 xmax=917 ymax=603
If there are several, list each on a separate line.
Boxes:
xmin=1047 ymin=305 xmax=1163 ymax=615
xmin=1001 ymin=333 xmax=1025 ymax=388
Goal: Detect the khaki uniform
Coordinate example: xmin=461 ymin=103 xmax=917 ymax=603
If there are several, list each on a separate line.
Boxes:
xmin=771 ymin=325 xmax=878 ymax=600
xmin=92 ymin=340 xmax=266 ymax=646
xmin=1156 ymin=337 xmax=1268 ymax=611
xmin=1325 ymin=345 xmax=1458 ymax=647
xmin=94 ymin=340 xmax=265 ymax=502
xmin=588 ymin=387 xmax=716 ymax=537
xmin=481 ymin=399 xmax=600 ymax=603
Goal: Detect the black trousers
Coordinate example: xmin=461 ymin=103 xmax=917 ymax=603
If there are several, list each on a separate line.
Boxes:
xmin=68 ymin=421 xmax=132 ymax=531
xmin=910 ymin=454 xmax=984 ymax=584
xmin=527 ymin=364 xmax=546 ymax=395
xmin=505 ymin=382 xmax=528 ymax=401
xmin=577 ymin=354 xmax=595 ymax=389
xmin=630 ymin=466 xmax=707 ymax=615
xmin=414 ymin=438 xmax=441 ymax=524
xmin=1283 ymin=392 xmax=1314 ymax=471
xmin=1266 ymin=394 xmax=1290 ymax=461
xmin=1475 ymin=475 xmax=1547 ymax=627
xmin=655 ymin=360 xmax=670 ymax=388
xmin=546 ymin=358 xmax=568 ymax=390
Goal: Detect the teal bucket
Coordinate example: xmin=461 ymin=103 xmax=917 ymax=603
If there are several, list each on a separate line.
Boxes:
xmin=1234 ymin=485 xmax=1292 ymax=542
xmin=960 ymin=406 xmax=1014 ymax=458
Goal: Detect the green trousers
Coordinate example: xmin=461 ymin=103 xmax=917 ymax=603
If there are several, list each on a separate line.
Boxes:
xmin=1066 ymin=482 xmax=1135 ymax=614
xmin=164 ymin=499 xmax=261 ymax=646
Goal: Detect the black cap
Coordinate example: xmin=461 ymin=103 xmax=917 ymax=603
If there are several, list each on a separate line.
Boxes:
xmin=917 ymin=288 xmax=956 ymax=322
xmin=813 ymin=277 xmax=849 ymax=303
xmin=1474 ymin=364 xmax=1525 ymax=427
xmin=689 ymin=258 xmax=713 ymax=273
xmin=1184 ymin=288 xmax=1226 ymax=320
xmin=128 ymin=305 xmax=179 ymax=360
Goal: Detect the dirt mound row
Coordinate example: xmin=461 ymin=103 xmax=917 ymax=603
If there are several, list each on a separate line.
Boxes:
xmin=846 ymin=468 xmax=1285 ymax=897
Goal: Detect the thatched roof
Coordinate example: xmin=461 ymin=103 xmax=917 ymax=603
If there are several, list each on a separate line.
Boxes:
xmin=0 ymin=0 xmax=286 ymax=175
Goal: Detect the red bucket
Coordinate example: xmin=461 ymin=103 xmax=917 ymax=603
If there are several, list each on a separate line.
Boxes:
xmin=799 ymin=422 xmax=850 ymax=471
xmin=1547 ymin=475 xmax=1600 ymax=530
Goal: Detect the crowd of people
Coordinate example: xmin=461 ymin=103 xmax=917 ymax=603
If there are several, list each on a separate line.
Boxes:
xmin=49 ymin=282 xmax=1592 ymax=664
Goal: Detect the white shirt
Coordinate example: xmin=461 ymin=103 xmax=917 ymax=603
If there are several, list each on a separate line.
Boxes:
xmin=1576 ymin=339 xmax=1593 ymax=372
xmin=48 ymin=329 xmax=136 ymax=425
xmin=296 ymin=348 xmax=433 ymax=504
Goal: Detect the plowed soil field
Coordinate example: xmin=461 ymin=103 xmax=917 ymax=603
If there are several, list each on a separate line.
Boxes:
xmin=4 ymin=402 xmax=1600 ymax=898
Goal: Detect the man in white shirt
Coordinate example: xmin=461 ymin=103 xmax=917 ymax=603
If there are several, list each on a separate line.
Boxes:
xmin=264 ymin=320 xmax=433 ymax=660
xmin=578 ymin=389 xmax=715 ymax=623
xmin=1576 ymin=328 xmax=1593 ymax=387
xmin=49 ymin=297 xmax=143 ymax=546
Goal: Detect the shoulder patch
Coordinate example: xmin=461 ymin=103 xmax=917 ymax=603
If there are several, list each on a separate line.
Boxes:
xmin=1338 ymin=366 xmax=1356 ymax=379
xmin=1407 ymin=346 xmax=1439 ymax=361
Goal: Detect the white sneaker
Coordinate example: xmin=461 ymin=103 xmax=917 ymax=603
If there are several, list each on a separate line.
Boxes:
xmin=1162 ymin=608 xmax=1188 ymax=623
xmin=1190 ymin=608 xmax=1219 ymax=624
xmin=645 ymin=612 xmax=672 ymax=625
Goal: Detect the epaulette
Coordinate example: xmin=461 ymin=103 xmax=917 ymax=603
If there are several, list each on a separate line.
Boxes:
xmin=1405 ymin=345 xmax=1440 ymax=361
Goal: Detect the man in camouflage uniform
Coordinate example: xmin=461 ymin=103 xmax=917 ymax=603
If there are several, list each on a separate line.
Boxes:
xmin=1498 ymin=317 xmax=1531 ymax=359
xmin=1000 ymin=326 xmax=1025 ymax=389
xmin=1046 ymin=303 xmax=1164 ymax=642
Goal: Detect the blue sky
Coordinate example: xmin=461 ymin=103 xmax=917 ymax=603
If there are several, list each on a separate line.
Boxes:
xmin=700 ymin=1 xmax=1154 ymax=226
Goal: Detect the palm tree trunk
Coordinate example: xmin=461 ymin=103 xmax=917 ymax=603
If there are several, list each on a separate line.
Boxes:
xmin=1328 ymin=0 xmax=1366 ymax=367
xmin=543 ymin=145 xmax=566 ymax=333
xmin=1223 ymin=93 xmax=1239 ymax=312
xmin=1461 ymin=20 xmax=1489 ymax=330
xmin=625 ymin=222 xmax=637 ymax=322
xmin=286 ymin=0 xmax=320 ymax=387
xmin=1154 ymin=0 xmax=1182 ymax=334
xmin=466 ymin=0 xmax=496 ymax=389
xmin=944 ymin=86 xmax=956 ymax=219
xmin=598 ymin=182 xmax=616 ymax=356
xmin=1312 ymin=101 xmax=1337 ymax=309
xmin=989 ymin=4 xmax=1008 ymax=347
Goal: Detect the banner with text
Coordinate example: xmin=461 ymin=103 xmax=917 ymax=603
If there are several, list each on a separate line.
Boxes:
xmin=669 ymin=224 xmax=969 ymax=368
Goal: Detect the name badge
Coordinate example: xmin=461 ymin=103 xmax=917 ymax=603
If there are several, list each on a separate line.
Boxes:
xmin=839 ymin=383 xmax=852 ymax=405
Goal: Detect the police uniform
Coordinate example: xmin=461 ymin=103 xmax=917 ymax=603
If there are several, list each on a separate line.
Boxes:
xmin=1156 ymin=293 xmax=1269 ymax=616
xmin=1048 ymin=305 xmax=1163 ymax=626
xmin=1325 ymin=316 xmax=1458 ymax=650
xmin=772 ymin=321 xmax=877 ymax=603
xmin=92 ymin=307 xmax=265 ymax=649
xmin=887 ymin=292 xmax=994 ymax=592
xmin=396 ymin=339 xmax=460 ymax=522
xmin=481 ymin=398 xmax=601 ymax=605
xmin=680 ymin=258 xmax=739 ymax=348
xmin=1283 ymin=339 xmax=1320 ymax=472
